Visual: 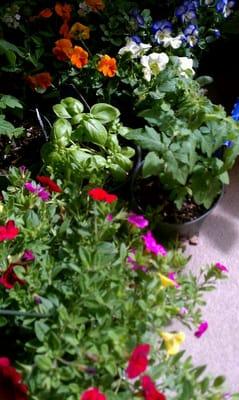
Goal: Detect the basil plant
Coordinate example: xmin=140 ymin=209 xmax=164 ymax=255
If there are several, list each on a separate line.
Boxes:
xmin=42 ymin=97 xmax=135 ymax=183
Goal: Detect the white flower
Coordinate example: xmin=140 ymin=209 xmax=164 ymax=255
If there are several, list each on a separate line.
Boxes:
xmin=177 ymin=56 xmax=195 ymax=77
xmin=118 ymin=39 xmax=151 ymax=58
xmin=162 ymin=35 xmax=183 ymax=49
xmin=140 ymin=52 xmax=169 ymax=82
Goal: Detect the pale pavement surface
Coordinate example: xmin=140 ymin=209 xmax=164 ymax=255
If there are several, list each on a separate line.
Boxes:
xmin=170 ymin=160 xmax=239 ymax=393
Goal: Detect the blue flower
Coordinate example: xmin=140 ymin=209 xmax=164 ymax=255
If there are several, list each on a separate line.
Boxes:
xmin=131 ymin=35 xmax=142 ymax=44
xmin=130 ymin=8 xmax=145 ymax=27
xmin=175 ymin=0 xmax=198 ymax=23
xmin=224 ymin=140 xmax=234 ymax=148
xmin=216 ymin=0 xmax=235 ymax=17
xmin=232 ymin=99 xmax=239 ymax=121
xmin=183 ymin=24 xmax=199 ymax=47
xmin=152 ymin=20 xmax=173 ymax=44
xmin=212 ymin=28 xmax=221 ymax=38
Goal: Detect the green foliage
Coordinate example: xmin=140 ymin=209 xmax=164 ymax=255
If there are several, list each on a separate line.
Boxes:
xmin=42 ymin=98 xmax=135 ymax=183
xmin=0 ymin=94 xmax=24 ymax=138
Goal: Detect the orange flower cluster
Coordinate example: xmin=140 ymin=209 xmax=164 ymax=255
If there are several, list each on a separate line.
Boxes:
xmin=52 ymin=39 xmax=88 ymax=69
xmin=70 ymin=22 xmax=90 ymax=40
xmin=97 ymin=55 xmax=117 ymax=77
xmin=55 ymin=3 xmax=72 ymax=38
xmin=26 ymin=72 xmax=52 ymax=90
xmin=85 ymin=0 xmax=105 ymax=11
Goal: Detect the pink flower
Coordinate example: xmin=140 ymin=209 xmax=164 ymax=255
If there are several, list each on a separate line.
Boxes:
xmin=21 ymin=250 xmax=35 ymax=262
xmin=106 ymin=214 xmax=113 ymax=222
xmin=126 ymin=344 xmax=150 ymax=379
xmin=24 ymin=181 xmax=50 ymax=202
xmin=215 ymin=262 xmax=228 ymax=273
xmin=168 ymin=272 xmax=180 ymax=288
xmin=142 ymin=231 xmax=167 ymax=256
xmin=127 ymin=213 xmax=149 ymax=229
xmin=179 ymin=307 xmax=188 ymax=316
xmin=0 ymin=220 xmax=19 ymax=242
xmin=80 ymin=387 xmax=106 ymax=400
xmin=140 ymin=375 xmax=166 ymax=400
xmin=127 ymin=255 xmax=148 ymax=273
xmin=194 ymin=321 xmax=208 ymax=338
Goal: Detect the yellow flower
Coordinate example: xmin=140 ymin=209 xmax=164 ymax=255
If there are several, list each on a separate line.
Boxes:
xmin=158 ymin=272 xmax=176 ymax=288
xmin=160 ymin=331 xmax=185 ymax=356
xmin=0 ymin=204 xmax=3 ymax=213
xmin=70 ymin=22 xmax=90 ymax=40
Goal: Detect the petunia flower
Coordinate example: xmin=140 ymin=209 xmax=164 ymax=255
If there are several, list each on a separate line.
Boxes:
xmin=160 ymin=331 xmax=185 ymax=355
xmin=0 ymin=264 xmax=26 ymax=289
xmin=194 ymin=321 xmax=208 ymax=338
xmin=158 ymin=272 xmax=177 ymax=288
xmin=106 ymin=214 xmax=113 ymax=222
xmin=142 ymin=231 xmax=167 ymax=256
xmin=24 ymin=181 xmax=50 ymax=201
xmin=88 ymin=188 xmax=118 ymax=203
xmin=80 ymin=387 xmax=106 ymax=400
xmin=140 ymin=375 xmax=166 ymax=400
xmin=21 ymin=250 xmax=35 ymax=262
xmin=0 ymin=220 xmax=19 ymax=242
xmin=97 ymin=55 xmax=117 ymax=77
xmin=36 ymin=176 xmax=62 ymax=193
xmin=127 ymin=213 xmax=149 ymax=229
xmin=0 ymin=357 xmax=28 ymax=400
xmin=126 ymin=343 xmax=150 ymax=379
xmin=215 ymin=262 xmax=228 ymax=273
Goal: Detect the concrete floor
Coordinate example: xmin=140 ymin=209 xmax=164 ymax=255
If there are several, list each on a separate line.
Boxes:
xmin=171 ymin=161 xmax=239 ymax=393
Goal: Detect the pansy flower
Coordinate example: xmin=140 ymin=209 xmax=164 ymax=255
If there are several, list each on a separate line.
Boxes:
xmin=85 ymin=0 xmax=105 ymax=11
xmin=216 ymin=0 xmax=235 ymax=17
xmin=183 ymin=24 xmax=199 ymax=47
xmin=26 ymin=72 xmax=52 ymax=91
xmin=97 ymin=55 xmax=117 ymax=77
xmin=70 ymin=46 xmax=89 ymax=68
xmin=175 ymin=0 xmax=198 ymax=23
xmin=70 ymin=22 xmax=90 ymax=40
xmin=53 ymin=38 xmax=73 ymax=61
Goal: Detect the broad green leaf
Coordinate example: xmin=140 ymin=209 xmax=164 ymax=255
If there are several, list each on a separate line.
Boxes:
xmin=90 ymin=103 xmax=120 ymax=124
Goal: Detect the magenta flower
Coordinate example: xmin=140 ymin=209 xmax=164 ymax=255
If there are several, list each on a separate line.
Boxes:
xmin=106 ymin=214 xmax=113 ymax=222
xmin=21 ymin=250 xmax=35 ymax=262
xmin=142 ymin=231 xmax=167 ymax=256
xmin=127 ymin=213 xmax=149 ymax=229
xmin=194 ymin=321 xmax=208 ymax=338
xmin=24 ymin=181 xmax=50 ymax=202
xmin=127 ymin=255 xmax=148 ymax=272
xmin=179 ymin=307 xmax=188 ymax=316
xmin=19 ymin=165 xmax=27 ymax=177
xmin=168 ymin=272 xmax=180 ymax=288
xmin=215 ymin=262 xmax=228 ymax=273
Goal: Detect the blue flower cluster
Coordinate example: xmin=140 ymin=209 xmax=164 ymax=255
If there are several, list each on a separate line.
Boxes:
xmin=152 ymin=20 xmax=173 ymax=44
xmin=232 ymin=99 xmax=239 ymax=121
xmin=216 ymin=0 xmax=236 ymax=17
xmin=175 ymin=0 xmax=199 ymax=23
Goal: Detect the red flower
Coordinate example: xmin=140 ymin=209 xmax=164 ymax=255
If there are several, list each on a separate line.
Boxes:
xmin=26 ymin=72 xmax=52 ymax=90
xmin=126 ymin=344 xmax=150 ymax=379
xmin=36 ymin=176 xmax=62 ymax=193
xmin=88 ymin=188 xmax=118 ymax=203
xmin=0 ymin=220 xmax=19 ymax=242
xmin=80 ymin=387 xmax=106 ymax=400
xmin=0 ymin=264 xmax=26 ymax=290
xmin=140 ymin=376 xmax=166 ymax=400
xmin=0 ymin=357 xmax=28 ymax=400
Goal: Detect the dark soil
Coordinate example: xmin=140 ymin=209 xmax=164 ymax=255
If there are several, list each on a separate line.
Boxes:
xmin=132 ymin=177 xmax=208 ymax=224
xmin=0 ymin=120 xmax=46 ymax=173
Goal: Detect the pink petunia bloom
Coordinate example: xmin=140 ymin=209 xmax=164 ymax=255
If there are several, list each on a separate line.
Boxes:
xmin=24 ymin=181 xmax=50 ymax=202
xmin=142 ymin=231 xmax=167 ymax=256
xmin=0 ymin=220 xmax=19 ymax=242
xmin=37 ymin=187 xmax=51 ymax=201
xmin=140 ymin=375 xmax=166 ymax=400
xmin=127 ymin=213 xmax=149 ymax=229
xmin=21 ymin=250 xmax=35 ymax=262
xmin=80 ymin=387 xmax=106 ymax=400
xmin=168 ymin=272 xmax=180 ymax=288
xmin=0 ymin=264 xmax=26 ymax=289
xmin=215 ymin=262 xmax=228 ymax=273
xmin=194 ymin=321 xmax=208 ymax=338
xmin=106 ymin=214 xmax=113 ymax=222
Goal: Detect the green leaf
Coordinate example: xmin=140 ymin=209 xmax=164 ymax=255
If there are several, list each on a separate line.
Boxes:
xmin=90 ymin=103 xmax=120 ymax=124
xmin=34 ymin=321 xmax=49 ymax=342
xmin=35 ymin=355 xmax=52 ymax=371
xmin=53 ymin=104 xmax=72 ymax=119
xmin=52 ymin=119 xmax=72 ymax=146
xmin=142 ymin=152 xmax=163 ymax=178
xmin=126 ymin=127 xmax=164 ymax=152
xmin=61 ymin=97 xmax=84 ymax=116
xmin=82 ymin=119 xmax=108 ymax=146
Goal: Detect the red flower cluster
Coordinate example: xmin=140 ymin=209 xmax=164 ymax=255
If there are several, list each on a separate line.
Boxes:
xmin=0 ymin=264 xmax=26 ymax=290
xmin=36 ymin=176 xmax=62 ymax=193
xmin=0 ymin=357 xmax=28 ymax=400
xmin=81 ymin=387 xmax=106 ymax=400
xmin=126 ymin=344 xmax=150 ymax=379
xmin=88 ymin=188 xmax=118 ymax=204
xmin=140 ymin=376 xmax=166 ymax=400
xmin=0 ymin=220 xmax=19 ymax=242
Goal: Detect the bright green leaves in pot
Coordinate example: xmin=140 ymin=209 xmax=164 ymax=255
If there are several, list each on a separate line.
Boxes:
xmin=53 ymin=97 xmax=84 ymax=118
xmin=90 ymin=103 xmax=120 ymax=124
xmin=52 ymin=119 xmax=72 ymax=147
xmin=81 ymin=118 xmax=108 ymax=146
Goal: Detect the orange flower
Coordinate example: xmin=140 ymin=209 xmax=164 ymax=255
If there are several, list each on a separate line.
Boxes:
xmin=52 ymin=38 xmax=73 ymax=61
xmin=26 ymin=72 xmax=52 ymax=90
xmin=70 ymin=22 xmax=90 ymax=40
xmin=55 ymin=3 xmax=72 ymax=21
xmin=38 ymin=8 xmax=53 ymax=18
xmin=97 ymin=55 xmax=117 ymax=77
xmin=59 ymin=21 xmax=70 ymax=38
xmin=85 ymin=0 xmax=105 ymax=11
xmin=70 ymin=46 xmax=89 ymax=68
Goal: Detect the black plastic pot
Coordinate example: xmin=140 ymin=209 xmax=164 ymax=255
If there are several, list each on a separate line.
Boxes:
xmin=130 ymin=158 xmax=224 ymax=239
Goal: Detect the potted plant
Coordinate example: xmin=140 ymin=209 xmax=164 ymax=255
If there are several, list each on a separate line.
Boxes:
xmin=125 ymin=60 xmax=239 ymax=238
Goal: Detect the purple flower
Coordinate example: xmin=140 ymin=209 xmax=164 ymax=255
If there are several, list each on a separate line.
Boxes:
xmin=37 ymin=187 xmax=50 ymax=202
xmin=127 ymin=213 xmax=149 ymax=229
xmin=183 ymin=24 xmax=199 ymax=47
xmin=34 ymin=295 xmax=42 ymax=305
xmin=131 ymin=35 xmax=142 ymax=44
xmin=215 ymin=262 xmax=229 ymax=273
xmin=24 ymin=181 xmax=37 ymax=193
xmin=142 ymin=231 xmax=167 ymax=256
xmin=21 ymin=250 xmax=35 ymax=262
xmin=106 ymin=214 xmax=113 ymax=222
xmin=232 ymin=99 xmax=239 ymax=121
xmin=127 ymin=255 xmax=148 ymax=272
xmin=194 ymin=321 xmax=208 ymax=338
xmin=168 ymin=272 xmax=180 ymax=288
xmin=179 ymin=307 xmax=189 ymax=316
xmin=19 ymin=165 xmax=27 ymax=177
xmin=24 ymin=181 xmax=50 ymax=202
